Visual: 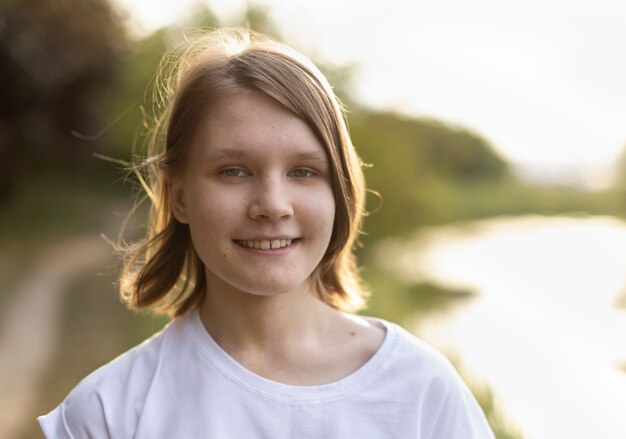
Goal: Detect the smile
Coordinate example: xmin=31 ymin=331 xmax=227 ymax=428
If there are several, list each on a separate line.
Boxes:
xmin=234 ymin=239 xmax=300 ymax=250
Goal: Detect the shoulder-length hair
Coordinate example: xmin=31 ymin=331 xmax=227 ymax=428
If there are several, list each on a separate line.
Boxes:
xmin=120 ymin=27 xmax=369 ymax=318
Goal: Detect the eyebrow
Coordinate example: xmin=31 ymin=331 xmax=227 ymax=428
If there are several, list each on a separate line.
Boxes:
xmin=204 ymin=147 xmax=246 ymax=160
xmin=203 ymin=147 xmax=328 ymax=162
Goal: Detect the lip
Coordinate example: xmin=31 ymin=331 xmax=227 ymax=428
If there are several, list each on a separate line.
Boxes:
xmin=233 ymin=238 xmax=301 ymax=253
xmin=234 ymin=236 xmax=298 ymax=241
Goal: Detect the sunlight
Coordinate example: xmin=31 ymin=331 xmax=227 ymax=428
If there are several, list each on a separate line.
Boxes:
xmin=114 ymin=0 xmax=626 ymax=189
xmin=380 ymin=216 xmax=626 ymax=439
xmin=112 ymin=0 xmax=191 ymax=36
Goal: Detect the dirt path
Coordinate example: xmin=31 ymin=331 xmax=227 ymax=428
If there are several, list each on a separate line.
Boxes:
xmin=0 ymin=236 xmax=114 ymax=439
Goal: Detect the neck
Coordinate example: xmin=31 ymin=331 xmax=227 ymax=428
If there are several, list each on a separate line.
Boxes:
xmin=198 ymin=278 xmax=337 ymax=357
xmin=195 ymin=274 xmax=387 ymax=386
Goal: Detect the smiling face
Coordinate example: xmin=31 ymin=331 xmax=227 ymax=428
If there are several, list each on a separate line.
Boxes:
xmin=169 ymin=92 xmax=336 ymax=300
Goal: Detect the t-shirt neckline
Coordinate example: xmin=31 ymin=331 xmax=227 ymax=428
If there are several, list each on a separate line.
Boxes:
xmin=186 ymin=309 xmax=398 ymax=404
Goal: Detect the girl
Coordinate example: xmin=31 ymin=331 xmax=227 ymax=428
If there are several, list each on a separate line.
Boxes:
xmin=39 ymin=28 xmax=495 ymax=438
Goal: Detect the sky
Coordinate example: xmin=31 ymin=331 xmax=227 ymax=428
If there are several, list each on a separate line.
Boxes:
xmin=113 ymin=0 xmax=626 ymax=188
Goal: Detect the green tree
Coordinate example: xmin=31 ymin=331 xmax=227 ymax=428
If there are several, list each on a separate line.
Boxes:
xmin=615 ymin=143 xmax=626 ymax=189
xmin=0 ymin=0 xmax=128 ymax=202
xmin=349 ymin=110 xmax=511 ymax=243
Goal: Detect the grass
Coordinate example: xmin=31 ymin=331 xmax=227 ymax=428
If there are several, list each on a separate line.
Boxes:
xmin=0 ymin=166 xmax=132 ymax=242
xmin=24 ymin=266 xmax=169 ymax=439
xmin=12 ymin=168 xmax=605 ymax=438
xmin=0 ymin=241 xmax=41 ymax=311
xmin=0 ymin=165 xmax=142 ymax=308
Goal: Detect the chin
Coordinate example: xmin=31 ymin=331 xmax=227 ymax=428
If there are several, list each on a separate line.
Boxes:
xmin=243 ymin=285 xmax=302 ymax=297
xmin=235 ymin=277 xmax=313 ymax=298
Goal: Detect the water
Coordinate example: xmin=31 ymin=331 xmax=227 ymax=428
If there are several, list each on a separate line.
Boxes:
xmin=375 ymin=215 xmax=626 ymax=439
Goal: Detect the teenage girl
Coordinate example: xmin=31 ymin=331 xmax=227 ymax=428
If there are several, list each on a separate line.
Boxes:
xmin=39 ymin=28 xmax=495 ymax=438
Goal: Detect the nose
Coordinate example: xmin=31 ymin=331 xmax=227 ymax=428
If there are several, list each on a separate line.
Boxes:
xmin=248 ymin=175 xmax=294 ymax=221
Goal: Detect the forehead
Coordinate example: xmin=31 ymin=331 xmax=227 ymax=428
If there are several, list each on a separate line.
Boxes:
xmin=193 ymin=92 xmax=328 ymax=162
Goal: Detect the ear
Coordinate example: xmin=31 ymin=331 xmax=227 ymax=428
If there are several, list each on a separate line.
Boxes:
xmin=169 ymin=177 xmax=189 ymax=224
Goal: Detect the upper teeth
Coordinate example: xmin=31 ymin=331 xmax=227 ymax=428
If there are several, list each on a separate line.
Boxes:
xmin=238 ymin=239 xmax=293 ymax=250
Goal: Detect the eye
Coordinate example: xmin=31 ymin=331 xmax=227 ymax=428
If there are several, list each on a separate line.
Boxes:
xmin=290 ymin=168 xmax=315 ymax=178
xmin=220 ymin=168 xmax=249 ymax=177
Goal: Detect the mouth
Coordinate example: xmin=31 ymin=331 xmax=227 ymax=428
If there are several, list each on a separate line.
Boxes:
xmin=233 ymin=238 xmax=301 ymax=250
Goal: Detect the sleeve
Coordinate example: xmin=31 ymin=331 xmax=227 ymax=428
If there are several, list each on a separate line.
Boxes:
xmin=38 ymin=405 xmax=74 ymax=439
xmin=422 ymin=360 xmax=495 ymax=439
xmin=37 ymin=386 xmax=112 ymax=439
xmin=36 ymin=326 xmax=168 ymax=438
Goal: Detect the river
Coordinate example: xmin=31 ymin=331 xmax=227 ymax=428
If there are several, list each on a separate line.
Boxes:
xmin=374 ymin=215 xmax=626 ymax=439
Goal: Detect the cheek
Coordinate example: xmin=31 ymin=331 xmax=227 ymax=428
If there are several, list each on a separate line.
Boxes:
xmin=185 ymin=194 xmax=239 ymax=241
xmin=302 ymin=189 xmax=336 ymax=237
xmin=187 ymin=188 xmax=242 ymax=221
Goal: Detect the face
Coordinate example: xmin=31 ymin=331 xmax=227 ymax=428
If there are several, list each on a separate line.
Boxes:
xmin=170 ymin=92 xmax=336 ymax=300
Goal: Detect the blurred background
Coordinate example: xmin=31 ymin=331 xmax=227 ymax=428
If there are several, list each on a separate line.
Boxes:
xmin=1 ymin=0 xmax=625 ymax=438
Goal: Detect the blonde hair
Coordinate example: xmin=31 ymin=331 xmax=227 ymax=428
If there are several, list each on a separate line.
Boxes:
xmin=120 ymin=28 xmax=369 ymax=318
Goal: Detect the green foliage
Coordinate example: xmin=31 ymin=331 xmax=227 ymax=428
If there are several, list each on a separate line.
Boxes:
xmin=0 ymin=0 xmax=128 ymax=201
xmin=614 ymin=143 xmax=626 ymax=189
xmin=351 ymin=111 xmax=509 ymax=183
xmin=0 ymin=164 xmax=130 ymax=243
xmin=241 ymin=3 xmax=282 ymax=39
xmin=362 ymin=267 xmax=476 ymax=321
xmin=94 ymin=29 xmax=170 ymax=161
xmin=347 ymin=110 xmax=511 ymax=245
xmin=5 ymin=5 xmax=617 ymax=439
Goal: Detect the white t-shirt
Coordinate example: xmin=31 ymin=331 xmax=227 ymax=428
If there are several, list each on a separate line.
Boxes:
xmin=38 ymin=311 xmax=494 ymax=438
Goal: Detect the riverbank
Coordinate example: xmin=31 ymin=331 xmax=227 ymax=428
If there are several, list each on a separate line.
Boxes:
xmin=369 ymin=214 xmax=626 ymax=439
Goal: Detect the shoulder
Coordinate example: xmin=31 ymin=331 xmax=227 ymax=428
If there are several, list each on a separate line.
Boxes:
xmin=38 ymin=318 xmax=185 ymax=438
xmin=376 ymin=319 xmax=495 ymax=438
xmin=376 ymin=318 xmax=459 ymax=379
